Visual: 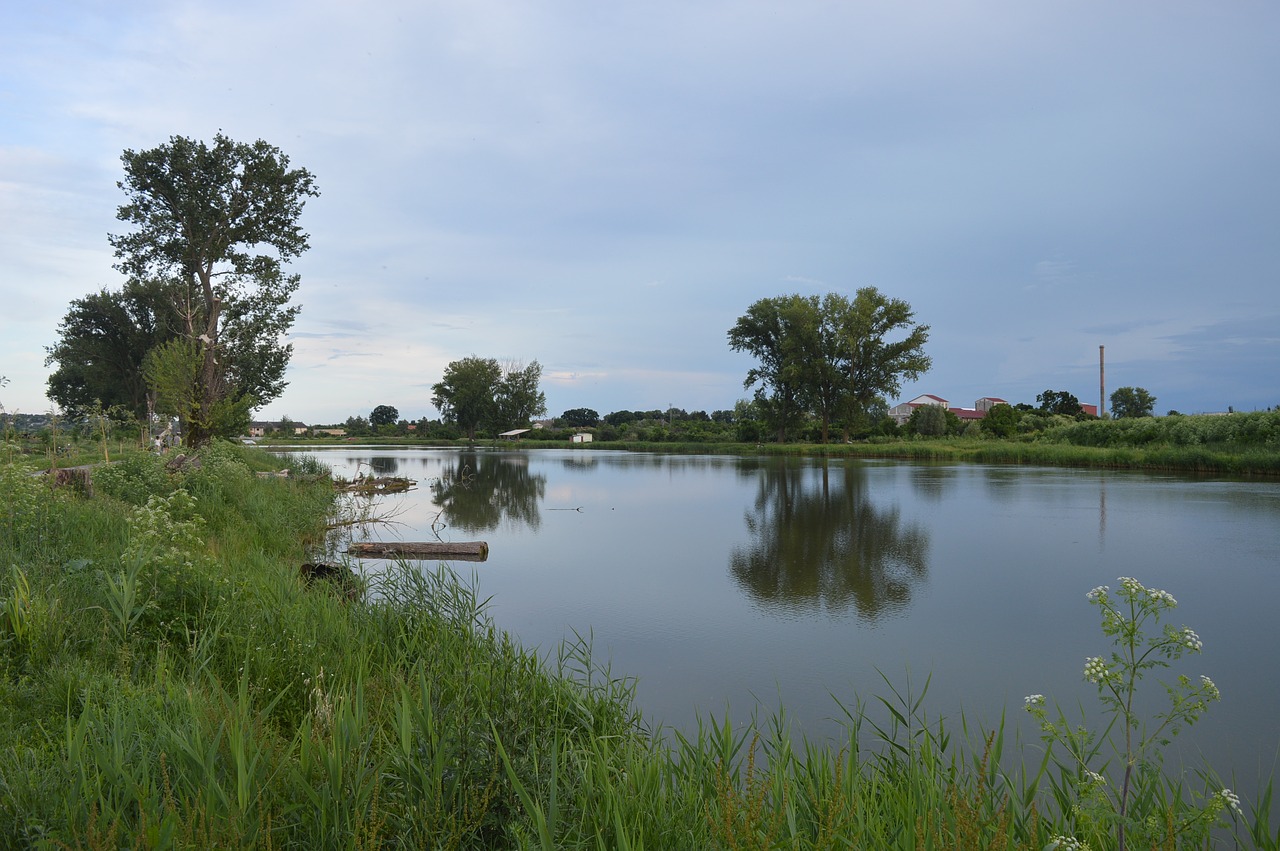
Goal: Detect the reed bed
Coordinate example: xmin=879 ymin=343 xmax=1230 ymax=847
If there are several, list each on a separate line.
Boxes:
xmin=0 ymin=443 xmax=1271 ymax=848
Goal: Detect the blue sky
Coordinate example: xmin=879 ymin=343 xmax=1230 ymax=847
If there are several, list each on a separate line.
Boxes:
xmin=3 ymin=1 xmax=1277 ymax=424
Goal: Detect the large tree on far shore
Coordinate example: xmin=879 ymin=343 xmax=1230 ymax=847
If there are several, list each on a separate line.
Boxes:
xmin=1110 ymin=386 xmax=1156 ymax=418
xmin=432 ymin=357 xmax=503 ymax=440
xmin=1037 ymin=389 xmax=1083 ymax=417
xmin=728 ymin=288 xmax=930 ymax=443
xmin=109 ymin=133 xmax=318 ymax=446
xmin=831 ymin=288 xmax=931 ymax=440
xmin=431 ymin=357 xmax=548 ymax=439
xmin=727 ymin=294 xmax=817 ymax=442
xmin=496 ymin=360 xmax=548 ymax=430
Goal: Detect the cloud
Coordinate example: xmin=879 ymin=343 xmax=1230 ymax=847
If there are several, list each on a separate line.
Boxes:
xmin=2 ymin=1 xmax=1278 ymax=421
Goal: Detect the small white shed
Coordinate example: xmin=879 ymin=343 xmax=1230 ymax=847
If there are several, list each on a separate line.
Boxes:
xmin=570 ymin=433 xmax=593 ymax=443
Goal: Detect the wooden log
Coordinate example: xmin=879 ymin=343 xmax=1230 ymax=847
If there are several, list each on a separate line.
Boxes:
xmin=346 ymin=541 xmax=489 ymax=562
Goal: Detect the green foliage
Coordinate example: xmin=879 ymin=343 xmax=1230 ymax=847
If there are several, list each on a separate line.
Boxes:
xmin=728 ymin=294 xmax=812 ymax=442
xmin=1037 ymin=389 xmax=1084 ymax=417
xmin=433 ymin=356 xmax=503 ymax=439
xmin=110 ymin=133 xmax=318 ymax=446
xmin=729 ymin=289 xmax=929 ymax=443
xmin=0 ymin=566 xmax=33 ymax=654
xmin=1046 ymin=410 xmax=1280 ymax=450
xmin=92 ymin=452 xmax=176 ymax=505
xmin=908 ymin=403 xmax=948 ymax=437
xmin=496 ymin=360 xmax=548 ymax=429
xmin=144 ymin=337 xmax=254 ymax=443
xmin=0 ymin=457 xmax=48 ymax=549
xmin=981 ymin=403 xmax=1021 ymax=438
xmin=1111 ymin=386 xmax=1162 ymax=419
xmin=561 ymin=407 xmax=600 ymax=428
xmin=370 ymin=404 xmax=399 ymax=428
xmin=1110 ymin=386 xmax=1157 ymax=419
xmin=44 ymin=278 xmax=177 ymax=421
xmin=432 ymin=357 xmax=548 ymax=438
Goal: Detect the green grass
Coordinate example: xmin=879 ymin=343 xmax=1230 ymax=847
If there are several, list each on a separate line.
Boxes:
xmin=0 ymin=442 xmax=1271 ymax=848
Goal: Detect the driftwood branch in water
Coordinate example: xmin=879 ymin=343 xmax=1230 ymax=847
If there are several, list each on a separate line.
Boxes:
xmin=334 ymin=475 xmax=417 ymax=494
xmin=346 ymin=541 xmax=489 ymax=562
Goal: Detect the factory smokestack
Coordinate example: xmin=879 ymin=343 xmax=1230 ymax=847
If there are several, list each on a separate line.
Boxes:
xmin=1099 ymin=345 xmax=1106 ymax=418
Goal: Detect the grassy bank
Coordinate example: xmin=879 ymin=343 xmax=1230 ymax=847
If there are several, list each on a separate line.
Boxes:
xmin=1 ymin=443 xmax=1270 ymax=848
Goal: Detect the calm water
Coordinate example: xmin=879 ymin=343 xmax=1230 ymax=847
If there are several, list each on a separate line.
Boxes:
xmin=283 ymin=446 xmax=1280 ymax=792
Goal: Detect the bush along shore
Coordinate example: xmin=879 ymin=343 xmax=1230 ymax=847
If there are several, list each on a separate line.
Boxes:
xmin=1 ymin=443 xmax=1274 ymax=848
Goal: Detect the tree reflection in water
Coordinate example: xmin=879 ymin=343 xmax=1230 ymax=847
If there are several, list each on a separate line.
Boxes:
xmin=730 ymin=459 xmax=930 ymax=620
xmin=430 ymin=451 xmax=546 ymax=532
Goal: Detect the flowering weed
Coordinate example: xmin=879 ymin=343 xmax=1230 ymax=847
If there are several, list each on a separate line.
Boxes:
xmin=1026 ymin=577 xmax=1237 ymax=850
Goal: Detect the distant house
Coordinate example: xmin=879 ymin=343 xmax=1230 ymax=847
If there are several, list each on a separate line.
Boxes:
xmin=888 ymin=394 xmax=951 ymax=425
xmin=889 ymin=394 xmax=1096 ymax=424
xmin=889 ymin=395 xmax=1009 ymax=426
xmin=248 ymin=421 xmax=309 ymax=437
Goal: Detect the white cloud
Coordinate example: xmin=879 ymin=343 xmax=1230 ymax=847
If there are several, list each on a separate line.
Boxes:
xmin=3 ymin=0 xmax=1279 ymax=419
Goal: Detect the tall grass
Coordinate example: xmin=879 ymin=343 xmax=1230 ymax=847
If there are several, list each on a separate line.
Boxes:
xmin=0 ymin=442 xmax=1271 ymax=848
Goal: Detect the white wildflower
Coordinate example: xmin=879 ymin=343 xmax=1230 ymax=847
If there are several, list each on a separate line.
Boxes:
xmin=1180 ymin=627 xmax=1202 ymax=651
xmin=1083 ymin=656 xmax=1109 ymax=683
xmin=1048 ymin=835 xmax=1087 ymax=851
xmin=1199 ymin=675 xmax=1221 ymax=700
xmin=1085 ymin=585 xmax=1109 ymax=601
xmin=1219 ymin=788 xmax=1243 ymax=816
xmin=1024 ymin=694 xmax=1046 ymax=708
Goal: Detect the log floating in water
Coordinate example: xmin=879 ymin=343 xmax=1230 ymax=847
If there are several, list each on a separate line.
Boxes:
xmin=346 ymin=541 xmax=489 ymax=561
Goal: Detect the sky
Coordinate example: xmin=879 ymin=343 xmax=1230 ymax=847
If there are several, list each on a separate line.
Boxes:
xmin=2 ymin=1 xmax=1278 ymax=425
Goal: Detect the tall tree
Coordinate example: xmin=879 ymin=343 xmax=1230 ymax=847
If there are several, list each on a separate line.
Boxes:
xmin=1037 ymin=389 xmax=1082 ymax=417
xmin=728 ymin=289 xmax=930 ymax=443
xmin=829 ymin=288 xmax=931 ymax=441
xmin=1110 ymin=386 xmax=1156 ymax=418
xmin=370 ymin=405 xmax=400 ymax=428
xmin=432 ymin=357 xmax=503 ymax=440
xmin=727 ymin=294 xmax=818 ymax=442
xmin=495 ymin=360 xmax=547 ymax=430
xmin=561 ymin=408 xmax=600 ymax=427
xmin=110 ymin=133 xmax=318 ymax=446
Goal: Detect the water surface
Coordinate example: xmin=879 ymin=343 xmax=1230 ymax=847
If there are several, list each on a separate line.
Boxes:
xmin=285 ymin=446 xmax=1280 ymax=792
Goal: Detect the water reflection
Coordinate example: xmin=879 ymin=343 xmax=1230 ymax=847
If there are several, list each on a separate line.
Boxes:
xmin=730 ymin=460 xmax=930 ymax=620
xmin=430 ymin=451 xmax=547 ymax=532
xmin=909 ymin=465 xmax=958 ymax=502
xmin=367 ymin=455 xmax=400 ymax=476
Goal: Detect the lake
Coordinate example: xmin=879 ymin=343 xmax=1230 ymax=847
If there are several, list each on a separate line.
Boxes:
xmin=280 ymin=445 xmax=1280 ymax=796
